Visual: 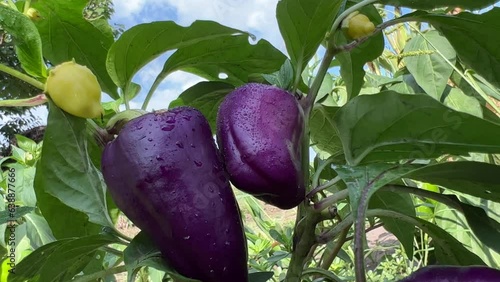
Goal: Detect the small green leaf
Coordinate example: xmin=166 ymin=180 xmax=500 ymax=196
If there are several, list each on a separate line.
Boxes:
xmin=169 ymin=81 xmax=234 ymax=132
xmin=276 ymin=0 xmax=342 ymax=78
xmin=0 ymin=206 xmax=34 ymax=224
xmin=248 ymin=271 xmax=274 ymax=282
xmin=309 ymin=104 xmax=343 ymax=156
xmin=262 ymin=60 xmax=294 ymax=89
xmin=0 ymin=6 xmax=46 ymax=78
xmin=24 ymin=213 xmax=56 ymax=248
xmin=403 ymin=30 xmax=456 ymax=100
xmin=124 ymin=231 xmax=200 ymax=282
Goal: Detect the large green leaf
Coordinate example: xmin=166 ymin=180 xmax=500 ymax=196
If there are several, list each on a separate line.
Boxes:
xmin=334 ymin=91 xmax=500 ymax=165
xmin=106 ymin=20 xmax=242 ymax=91
xmin=169 ymin=81 xmax=234 ymax=132
xmin=379 ymin=0 xmax=498 ymax=9
xmin=335 ymin=4 xmax=384 ymax=99
xmin=35 ymin=101 xmax=113 ymax=228
xmin=410 ymin=8 xmax=500 ymax=89
xmin=276 ymin=0 xmax=342 ymax=76
xmin=434 ymin=199 xmax=500 ymax=267
xmin=309 ymin=104 xmax=343 ymax=156
xmin=407 ymin=161 xmax=500 ymax=203
xmin=403 ymin=30 xmax=456 ymax=100
xmin=32 ymin=0 xmax=117 ymax=98
xmin=0 ymin=6 xmax=46 ymax=78
xmin=369 ymin=191 xmax=415 ymax=258
xmin=159 ymin=35 xmax=286 ymax=86
xmin=9 ymin=234 xmax=119 ymax=282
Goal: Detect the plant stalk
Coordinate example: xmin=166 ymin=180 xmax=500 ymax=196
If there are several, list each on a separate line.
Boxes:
xmin=0 ymin=63 xmax=45 ymax=90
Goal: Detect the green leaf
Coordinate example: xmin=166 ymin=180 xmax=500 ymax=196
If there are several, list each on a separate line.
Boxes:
xmin=35 ymin=101 xmax=113 ymax=228
xmin=0 ymin=6 xmax=46 ymax=78
xmin=438 ymin=193 xmax=500 ymax=267
xmin=106 ymin=20 xmax=243 ymax=91
xmin=124 ymin=232 xmax=199 ymax=282
xmin=413 ymin=8 xmax=500 ymax=89
xmin=459 ymin=201 xmax=500 ymax=254
xmin=169 ymin=81 xmax=234 ymax=132
xmin=403 ymin=30 xmax=456 ymax=100
xmin=248 ymin=272 xmax=274 ymax=282
xmin=24 ymin=213 xmax=56 ymax=249
xmin=334 ymin=163 xmax=418 ymax=218
xmin=434 ymin=201 xmax=499 ymax=267
xmin=34 ymin=172 xmax=101 ymax=238
xmin=379 ymin=0 xmax=498 ymax=10
xmin=276 ymin=0 xmax=342 ymax=74
xmin=262 ymin=59 xmax=294 ymax=90
xmin=335 ymin=4 xmax=384 ymax=99
xmin=159 ymin=35 xmax=286 ymax=86
xmin=32 ymin=0 xmax=117 ymax=98
xmin=407 ymin=161 xmax=500 ymax=203
xmin=334 ymin=91 xmax=500 ymax=165
xmin=9 ymin=234 xmax=119 ymax=282
xmin=369 ymin=191 xmax=415 ymax=258
xmin=7 ymin=163 xmax=37 ymax=207
xmin=0 ymin=206 xmax=34 ymax=224
xmin=442 ymin=87 xmax=482 ymax=117
xmin=309 ymin=104 xmax=343 ymax=156
xmin=413 ymin=216 xmax=485 ymax=265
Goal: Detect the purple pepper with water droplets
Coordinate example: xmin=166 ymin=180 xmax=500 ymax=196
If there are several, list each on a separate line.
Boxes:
xmin=102 ymin=106 xmax=248 ymax=282
xmin=216 ymin=83 xmax=306 ymax=209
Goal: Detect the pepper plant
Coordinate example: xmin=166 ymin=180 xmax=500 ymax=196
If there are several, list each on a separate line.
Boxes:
xmin=1 ymin=0 xmax=500 ymax=281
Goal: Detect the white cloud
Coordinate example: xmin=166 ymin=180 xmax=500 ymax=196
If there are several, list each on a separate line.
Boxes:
xmin=113 ymin=0 xmax=146 ymax=19
xmin=163 ymin=0 xmax=284 ymax=49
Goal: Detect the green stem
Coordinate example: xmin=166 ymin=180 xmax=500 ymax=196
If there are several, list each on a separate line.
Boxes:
xmin=303 ymin=48 xmax=336 ymax=116
xmin=6 ymin=0 xmax=17 ymax=10
xmin=465 ymin=71 xmax=500 ymax=114
xmin=100 ymin=246 xmax=123 ymax=257
xmin=0 ymin=63 xmax=45 ymax=90
xmin=285 ymin=212 xmax=322 ymax=282
xmin=0 ymin=94 xmax=47 ymax=107
xmin=72 ymin=264 xmax=128 ymax=282
xmin=307 ymin=175 xmax=341 ymax=199
xmin=314 ymin=189 xmax=349 ymax=211
xmin=23 ymin=0 xmax=31 ymax=13
xmin=142 ymin=74 xmax=167 ymax=110
xmin=319 ymin=217 xmax=350 ymax=270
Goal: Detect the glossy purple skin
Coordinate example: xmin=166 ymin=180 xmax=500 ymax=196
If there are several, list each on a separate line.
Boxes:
xmin=398 ymin=266 xmax=500 ymax=282
xmin=102 ymin=107 xmax=248 ymax=282
xmin=216 ymin=83 xmax=305 ymax=209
